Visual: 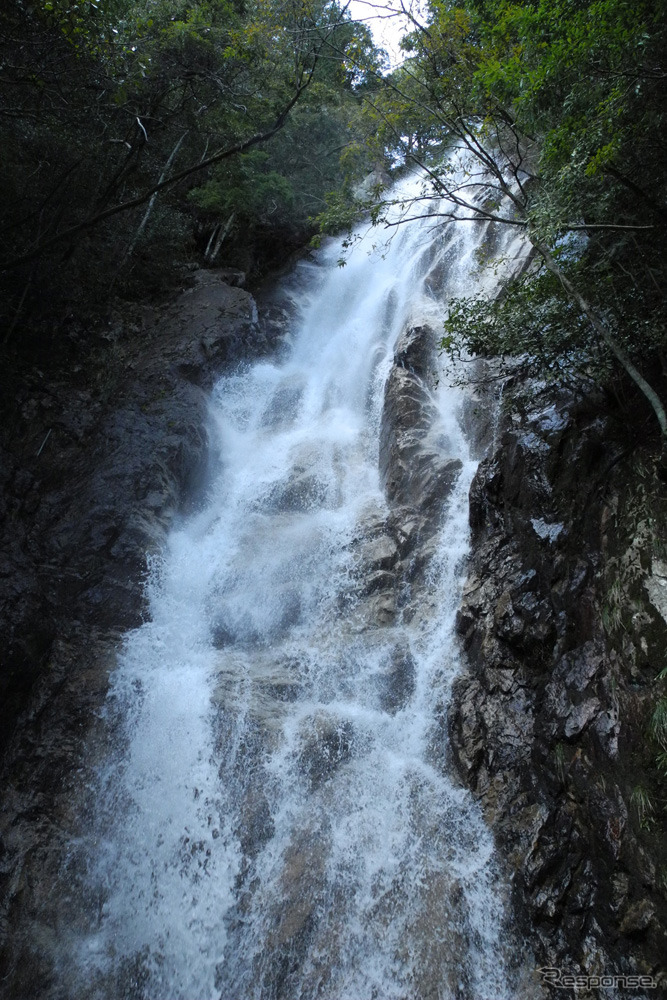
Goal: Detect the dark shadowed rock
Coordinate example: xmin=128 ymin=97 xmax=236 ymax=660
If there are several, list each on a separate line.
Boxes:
xmin=379 ymin=326 xmax=462 ymax=511
xmin=298 ymin=713 xmax=354 ymax=788
xmin=0 ymin=272 xmax=270 ymax=744
xmin=375 ymin=640 xmax=416 ymax=713
xmin=450 ymin=382 xmax=667 ymax=987
xmin=0 ymin=271 xmax=279 ymax=994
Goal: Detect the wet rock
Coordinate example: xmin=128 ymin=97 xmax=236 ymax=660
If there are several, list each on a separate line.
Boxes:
xmin=375 ymin=641 xmax=416 ymax=713
xmin=644 ymin=558 xmax=667 ymax=625
xmin=393 ymin=873 xmax=477 ymax=1000
xmin=379 ymin=326 xmax=463 ymax=512
xmin=567 ymin=860 xmax=595 ymax=914
xmin=366 ymin=590 xmax=396 ymax=626
xmin=219 ymin=824 xmax=330 ymax=1000
xmin=270 ymin=444 xmax=341 ymax=512
xmin=298 ymin=713 xmax=354 ymax=787
xmin=451 ymin=381 xmax=667 ymax=983
xmin=610 ymin=873 xmax=630 ymax=915
xmin=392 ymin=324 xmax=433 ymax=377
xmin=450 ymin=677 xmax=486 ymax=784
xmin=360 ymin=534 xmax=398 ymax=570
xmin=235 ymin=788 xmax=275 ymax=859
xmin=590 ymin=784 xmax=628 ymax=861
xmin=363 ymin=569 xmax=396 ymax=595
xmin=388 ymin=508 xmax=425 ymax=555
xmin=274 ymin=830 xmax=327 ymax=943
xmin=564 ymin=698 xmax=600 ymax=739
xmin=619 ymin=899 xmax=656 ymax=937
xmin=273 ymin=471 xmax=334 ymax=511
xmin=0 ymin=272 xmax=273 ymax=990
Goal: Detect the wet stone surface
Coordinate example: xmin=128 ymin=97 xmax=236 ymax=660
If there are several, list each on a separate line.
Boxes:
xmin=450 ymin=382 xmax=667 ymax=989
xmin=0 ymin=270 xmax=276 ymax=994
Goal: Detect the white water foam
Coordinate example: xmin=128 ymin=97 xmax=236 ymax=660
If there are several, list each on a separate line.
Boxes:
xmin=73 ymin=163 xmax=527 ymax=1000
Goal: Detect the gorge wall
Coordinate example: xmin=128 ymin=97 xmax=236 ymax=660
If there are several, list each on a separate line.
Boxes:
xmin=452 ymin=381 xmax=667 ymax=990
xmin=0 ymin=269 xmax=283 ymax=991
xmin=1 ymin=266 xmax=666 ymax=996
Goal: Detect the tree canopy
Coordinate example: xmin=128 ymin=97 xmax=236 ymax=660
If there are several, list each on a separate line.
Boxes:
xmin=321 ymin=0 xmax=667 ymax=444
xmin=4 ymin=0 xmax=667 ymax=444
xmin=0 ymin=0 xmax=381 ymax=333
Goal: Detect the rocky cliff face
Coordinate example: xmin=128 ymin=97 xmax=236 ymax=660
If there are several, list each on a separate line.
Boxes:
xmin=451 ymin=382 xmax=667 ymax=990
xmin=2 ymin=285 xmax=666 ymax=995
xmin=0 ymin=270 xmax=269 ymax=743
xmin=0 ymin=269 xmax=279 ymax=988
xmin=376 ymin=332 xmax=667 ymax=990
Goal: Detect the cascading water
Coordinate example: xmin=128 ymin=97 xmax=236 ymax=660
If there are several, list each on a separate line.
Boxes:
xmin=70 ymin=167 xmax=529 ymax=1000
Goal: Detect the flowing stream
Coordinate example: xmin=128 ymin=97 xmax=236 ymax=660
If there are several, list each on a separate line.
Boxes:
xmin=72 ymin=168 xmax=527 ymax=1000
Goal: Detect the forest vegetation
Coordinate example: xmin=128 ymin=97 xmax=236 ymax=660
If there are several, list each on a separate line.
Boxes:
xmin=0 ymin=0 xmax=381 ymax=337
xmin=319 ymin=0 xmax=667 ymax=450
xmin=3 ymin=0 xmax=666 ymax=440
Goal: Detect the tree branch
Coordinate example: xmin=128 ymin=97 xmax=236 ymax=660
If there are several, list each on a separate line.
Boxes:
xmin=536 ymin=240 xmax=667 ymax=438
xmin=2 ymin=71 xmax=315 ymax=272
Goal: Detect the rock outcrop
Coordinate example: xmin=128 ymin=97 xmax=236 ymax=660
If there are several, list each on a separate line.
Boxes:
xmin=0 ymin=270 xmax=274 ymax=989
xmin=451 ymin=382 xmax=667 ymax=990
xmin=0 ymin=270 xmax=267 ymax=739
xmin=3 ymin=274 xmax=665 ymax=999
xmin=379 ymin=324 xmax=462 ymax=513
xmin=344 ymin=324 xmax=465 ymax=638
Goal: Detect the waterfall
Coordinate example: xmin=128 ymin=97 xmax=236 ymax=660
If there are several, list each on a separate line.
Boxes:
xmin=71 ymin=167 xmax=528 ymax=1000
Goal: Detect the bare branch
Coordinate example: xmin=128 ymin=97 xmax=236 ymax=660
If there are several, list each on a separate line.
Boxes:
xmin=2 ymin=69 xmax=316 ymax=272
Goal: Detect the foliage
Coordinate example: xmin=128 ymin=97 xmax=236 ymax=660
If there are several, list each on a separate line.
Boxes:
xmin=0 ymin=0 xmax=381 ymax=332
xmin=188 ymin=151 xmax=295 ymax=223
xmin=321 ymin=0 xmax=667 ymax=441
xmin=630 ymin=784 xmax=656 ymax=830
xmin=651 ymin=696 xmax=667 ymax=752
xmin=441 ymin=258 xmax=610 ymax=386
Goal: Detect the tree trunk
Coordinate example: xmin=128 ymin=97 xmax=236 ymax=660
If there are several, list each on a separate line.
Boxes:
xmin=535 ymin=240 xmax=667 ymax=440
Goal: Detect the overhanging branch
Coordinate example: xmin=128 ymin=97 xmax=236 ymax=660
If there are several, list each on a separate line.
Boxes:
xmin=2 ymin=68 xmax=316 ymax=272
